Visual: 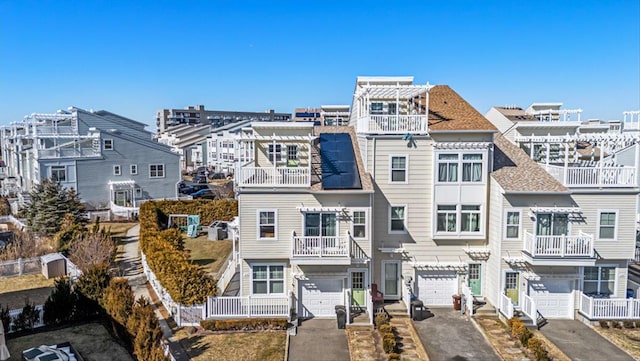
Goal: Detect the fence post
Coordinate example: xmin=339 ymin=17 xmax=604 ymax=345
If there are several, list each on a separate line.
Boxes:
xmin=247 ymin=295 xmax=251 ymax=318
xmin=629 ymin=299 xmax=634 ymax=319
xmin=18 ymin=258 xmax=23 ymax=276
xmin=176 ymin=305 xmax=181 ymax=327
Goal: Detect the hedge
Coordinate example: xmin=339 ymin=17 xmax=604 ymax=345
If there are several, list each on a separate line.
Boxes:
xmin=200 ymin=318 xmax=288 ymax=331
xmin=139 ymin=199 xmax=238 ymax=305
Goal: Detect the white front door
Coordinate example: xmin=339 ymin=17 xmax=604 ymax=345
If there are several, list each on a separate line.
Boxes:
xmin=417 ymin=270 xmax=458 ymax=306
xmin=299 ymin=278 xmax=344 ymax=318
xmin=529 ymin=278 xmax=574 ymax=319
xmin=382 ymin=260 xmax=401 ymax=300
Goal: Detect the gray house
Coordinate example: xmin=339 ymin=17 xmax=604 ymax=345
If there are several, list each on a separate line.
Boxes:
xmin=1 ymin=107 xmax=180 ymax=214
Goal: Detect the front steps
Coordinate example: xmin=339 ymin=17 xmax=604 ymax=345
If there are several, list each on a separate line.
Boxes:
xmin=384 ymin=301 xmax=429 ymax=360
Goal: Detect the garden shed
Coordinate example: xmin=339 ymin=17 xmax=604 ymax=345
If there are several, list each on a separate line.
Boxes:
xmin=40 ymin=253 xmax=66 ymax=279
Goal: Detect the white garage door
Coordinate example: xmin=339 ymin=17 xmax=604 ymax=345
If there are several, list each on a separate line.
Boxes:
xmin=529 ymin=278 xmax=574 ymax=319
xmin=417 ymin=271 xmax=458 ymax=306
xmin=299 ymin=278 xmax=344 ymax=318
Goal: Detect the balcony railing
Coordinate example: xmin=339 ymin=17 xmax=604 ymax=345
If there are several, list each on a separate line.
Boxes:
xmin=499 ymin=293 xmax=514 ymax=319
xmin=34 ymin=125 xmax=77 ymax=136
xmin=237 ymin=166 xmax=310 ymax=187
xmin=206 ymin=295 xmax=290 ymax=318
xmin=292 ymin=235 xmax=350 ymax=258
xmin=524 ymin=231 xmax=594 ymax=258
xmin=356 ymin=114 xmax=428 ymax=134
xmin=579 ymin=292 xmax=640 ymax=320
xmin=37 ymin=148 xmax=101 ymax=159
xmin=546 ymin=165 xmax=636 ymax=188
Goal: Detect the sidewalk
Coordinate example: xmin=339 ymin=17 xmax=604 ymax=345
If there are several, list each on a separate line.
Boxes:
xmin=121 ymin=224 xmax=191 ymax=361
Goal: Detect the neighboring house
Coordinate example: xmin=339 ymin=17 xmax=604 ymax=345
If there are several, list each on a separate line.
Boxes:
xmin=0 ymin=107 xmax=180 ymax=214
xmin=292 ymin=105 xmax=350 ymax=126
xmin=202 ymin=120 xmax=253 ymax=175
xmin=234 ymin=121 xmax=375 ymax=322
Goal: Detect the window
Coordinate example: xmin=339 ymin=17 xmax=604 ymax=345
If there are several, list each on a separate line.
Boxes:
xmin=437 ymin=154 xmax=458 ymax=182
xmin=130 ymin=164 xmax=138 ymax=175
xmin=113 ymin=165 xmax=121 ymax=176
xmin=504 ymin=210 xmax=521 ymax=239
xmin=583 ymin=266 xmax=615 ymax=295
xmin=389 ymin=156 xmax=407 ymax=183
xmin=252 ymin=265 xmax=284 ymax=294
xmin=135 ymin=187 xmax=142 ymax=197
xmin=370 ymin=102 xmax=383 ymax=114
xmin=268 ymin=144 xmax=283 ymax=162
xmin=304 ymin=213 xmax=336 ymax=237
xmin=287 ymin=145 xmax=298 ymax=161
xmin=258 ymin=210 xmax=276 ymax=239
xmin=598 ymin=211 xmax=617 ymax=240
xmin=149 ymin=164 xmax=165 ymax=178
xmin=437 ymin=205 xmax=457 ymax=232
xmin=462 ymin=154 xmax=482 ymax=182
xmin=461 ymin=205 xmax=481 ymax=232
xmin=103 ymin=139 xmax=113 ymax=150
xmin=352 ymin=211 xmax=366 ymax=238
xmin=387 ymin=103 xmax=397 ymax=115
xmin=389 ymin=206 xmax=406 ymax=233
xmin=50 ymin=165 xmax=66 ymax=182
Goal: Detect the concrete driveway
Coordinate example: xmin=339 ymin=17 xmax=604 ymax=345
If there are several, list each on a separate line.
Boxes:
xmin=288 ymin=319 xmax=350 ymax=361
xmin=413 ymin=307 xmax=499 ymax=361
xmin=540 ymin=320 xmax=634 ymax=361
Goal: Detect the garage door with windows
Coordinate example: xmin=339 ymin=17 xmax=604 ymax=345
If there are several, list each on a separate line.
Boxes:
xmin=299 ymin=278 xmax=344 ymax=319
xmin=416 ymin=271 xmax=458 ymax=306
xmin=529 ymin=278 xmax=574 ymax=319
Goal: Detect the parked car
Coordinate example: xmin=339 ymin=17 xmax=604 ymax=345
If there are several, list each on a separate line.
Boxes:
xmin=191 ymin=188 xmax=216 ymax=199
xmin=180 ymin=184 xmax=209 ymax=195
xmin=209 ymin=172 xmax=225 ymax=179
xmin=177 ymin=181 xmax=190 ymax=194
xmin=193 ymin=175 xmax=208 ymax=184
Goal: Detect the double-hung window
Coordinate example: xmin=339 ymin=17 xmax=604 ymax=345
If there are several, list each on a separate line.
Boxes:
xmin=287 ymin=145 xmax=298 ymax=166
xmin=504 ymin=210 xmax=521 ymax=239
xmin=437 ymin=154 xmax=458 ymax=182
xmin=352 ymin=211 xmax=366 ymax=238
xmin=103 ymin=139 xmax=113 ymax=150
xmin=149 ymin=164 xmax=165 ymax=178
xmin=462 ymin=154 xmax=482 ymax=182
xmin=258 ymin=210 xmax=277 ymax=239
xmin=370 ymin=102 xmax=383 ymax=114
xmin=436 ymin=204 xmax=482 ymax=234
xmin=130 ymin=164 xmax=138 ymax=175
xmin=114 ymin=165 xmax=122 ymax=176
xmin=461 ymin=205 xmax=481 ymax=232
xmin=583 ymin=266 xmax=615 ymax=295
xmin=598 ymin=211 xmax=617 ymax=240
xmin=268 ymin=144 xmax=283 ymax=163
xmin=50 ymin=165 xmax=66 ymax=182
xmin=437 ymin=205 xmax=457 ymax=232
xmin=252 ymin=264 xmax=284 ymax=294
xmin=390 ymin=156 xmax=407 ymax=183
xmin=389 ymin=206 xmax=406 ymax=233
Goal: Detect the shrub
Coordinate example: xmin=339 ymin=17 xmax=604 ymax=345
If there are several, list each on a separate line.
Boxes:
xmin=382 ymin=332 xmax=397 ymax=353
xmin=74 ymin=265 xmax=111 ymax=319
xmin=623 ymin=320 xmax=635 ymax=329
xmin=127 ymin=297 xmax=164 ymax=361
xmin=102 ymin=278 xmax=134 ymax=327
xmin=159 ymin=228 xmax=185 ymax=251
xmin=13 ymin=300 xmax=40 ymax=332
xmin=610 ymin=320 xmax=622 ymax=329
xmin=200 ymin=318 xmax=288 ymax=331
xmin=43 ymin=277 xmax=77 ymax=326
xmin=378 ymin=324 xmax=393 ymax=334
xmin=599 ymin=319 xmax=610 ymax=328
xmin=527 ymin=337 xmax=549 ymax=361
xmin=374 ymin=313 xmax=390 ymax=327
xmin=388 ymin=353 xmax=400 ymax=361
xmin=511 ymin=322 xmax=533 ymax=345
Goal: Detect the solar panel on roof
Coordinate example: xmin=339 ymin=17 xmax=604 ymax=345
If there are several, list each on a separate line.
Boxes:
xmin=320 ymin=133 xmax=362 ymax=189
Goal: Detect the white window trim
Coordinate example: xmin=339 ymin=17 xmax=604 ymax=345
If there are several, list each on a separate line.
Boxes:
xmin=149 ymin=164 xmax=165 ymax=178
xmin=113 ymin=165 xmax=121 ymax=176
xmin=388 ymin=204 xmax=408 ymax=234
xmin=135 ymin=187 xmax=142 ymax=197
xmin=351 ymin=208 xmax=368 ymax=239
xmin=130 ymin=164 xmax=138 ymax=175
xmin=434 ymin=150 xmax=486 ymax=184
xmin=257 ymin=209 xmax=278 ymax=240
xmin=434 ymin=204 xmax=483 ymax=236
xmin=103 ymin=139 xmax=114 ymax=150
xmin=50 ymin=165 xmax=67 ymax=182
xmin=435 ymin=204 xmax=458 ymax=234
xmin=250 ymin=263 xmax=286 ymax=295
xmin=596 ymin=209 xmax=619 ymax=241
xmin=460 ymin=205 xmax=482 ymax=234
xmin=581 ymin=265 xmax=617 ymax=296
xmin=503 ymin=209 xmax=522 ymax=240
xmin=388 ymin=154 xmax=408 ymax=184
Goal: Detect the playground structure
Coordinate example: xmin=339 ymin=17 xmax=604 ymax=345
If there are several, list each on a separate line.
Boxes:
xmin=168 ymin=214 xmax=201 ymax=237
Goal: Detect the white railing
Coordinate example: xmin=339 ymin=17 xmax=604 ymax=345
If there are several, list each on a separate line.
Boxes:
xmin=0 ymin=215 xmax=26 ymax=231
xmin=499 ymin=293 xmax=514 ymax=319
xmin=579 ymin=292 xmax=640 ymax=319
xmin=34 ymin=125 xmax=77 ymax=135
xmin=346 ymin=289 xmax=352 ymax=325
xmin=110 ymin=202 xmax=139 ymax=219
xmin=461 ymin=283 xmax=474 ymax=316
xmin=521 ymin=292 xmax=537 ymax=327
xmin=216 ymin=252 xmax=238 ymax=295
xmin=0 ymin=257 xmax=41 ymax=278
xmin=357 ymin=115 xmax=429 ymax=134
xmin=37 ymin=148 xmax=101 ymax=159
xmin=546 ymin=165 xmax=636 ymax=188
xmin=524 ymin=231 xmax=594 ymax=257
xmin=402 ymin=281 xmax=412 ymax=317
xmin=206 ymin=295 xmax=290 ymax=318
xmin=7 ymin=305 xmax=45 ymax=333
xmin=292 ymin=235 xmax=350 ymax=258
xmin=237 ymin=166 xmax=310 ymax=187
xmin=366 ymin=290 xmax=373 ymax=325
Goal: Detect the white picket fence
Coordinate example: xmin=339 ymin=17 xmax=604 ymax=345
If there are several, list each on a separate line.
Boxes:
xmin=499 ymin=293 xmax=514 ymax=319
xmin=6 ymin=305 xmax=45 ymax=333
xmin=0 ymin=257 xmax=41 ymax=278
xmin=579 ymin=292 xmax=640 ymax=319
xmin=206 ymin=295 xmax=290 ymax=318
xmin=461 ymin=283 xmax=474 ymax=316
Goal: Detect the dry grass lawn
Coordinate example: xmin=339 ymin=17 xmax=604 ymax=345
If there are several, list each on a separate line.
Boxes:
xmin=595 ymin=326 xmax=640 ymax=359
xmin=96 ymin=222 xmax=137 ymax=238
xmin=0 ymin=274 xmax=54 ymax=294
xmin=7 ymin=323 xmax=133 ymax=361
xmin=183 ymin=236 xmax=232 ymax=275
xmin=0 ymin=274 xmax=55 ymax=309
xmin=175 ymin=329 xmax=286 ymax=361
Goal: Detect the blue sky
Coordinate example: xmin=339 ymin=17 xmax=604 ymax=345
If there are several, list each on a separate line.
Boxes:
xmin=1 ymin=1 xmax=638 ymax=129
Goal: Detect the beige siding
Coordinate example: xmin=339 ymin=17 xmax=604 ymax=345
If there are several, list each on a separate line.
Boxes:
xmin=485 ymin=178 xmax=505 ymax=307
xmin=240 ymin=259 xmax=290 ymax=296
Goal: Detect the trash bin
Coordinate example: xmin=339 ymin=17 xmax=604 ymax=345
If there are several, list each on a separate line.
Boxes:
xmin=452 ymin=295 xmax=462 ymax=311
xmin=411 ymin=299 xmax=424 ymax=321
xmin=335 ymin=305 xmax=347 ymax=329
xmin=627 ymin=288 xmax=635 ymax=298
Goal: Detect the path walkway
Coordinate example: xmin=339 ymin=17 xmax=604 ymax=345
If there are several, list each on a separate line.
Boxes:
xmin=120 ymin=224 xmax=190 ymax=361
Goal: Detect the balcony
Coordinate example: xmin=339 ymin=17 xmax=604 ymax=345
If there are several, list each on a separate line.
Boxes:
xmin=291 ymin=234 xmax=351 ymax=265
xmin=34 ymin=126 xmax=77 ymax=136
xmin=236 ymin=166 xmax=310 ymax=187
xmin=37 ymin=148 xmax=101 ymax=159
xmin=546 ymin=165 xmax=636 ymax=188
xmin=523 ymin=231 xmax=595 ymax=265
xmin=356 ymin=114 xmax=428 ymax=134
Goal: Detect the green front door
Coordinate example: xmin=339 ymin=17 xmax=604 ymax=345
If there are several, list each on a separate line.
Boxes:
xmin=469 ymin=264 xmax=482 ymax=296
xmin=351 ymin=271 xmax=365 ymax=307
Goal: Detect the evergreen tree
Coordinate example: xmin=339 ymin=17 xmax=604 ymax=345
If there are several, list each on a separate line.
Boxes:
xmin=43 ymin=277 xmax=77 ymax=325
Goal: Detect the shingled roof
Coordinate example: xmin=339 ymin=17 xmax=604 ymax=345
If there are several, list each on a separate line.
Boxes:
xmin=428 ymin=85 xmax=498 ymax=132
xmin=493 ymin=106 xmax=539 ymax=122
xmin=492 ymin=134 xmax=568 ymax=193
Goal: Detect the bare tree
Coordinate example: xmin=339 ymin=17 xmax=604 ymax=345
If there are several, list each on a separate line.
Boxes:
xmin=0 ymin=230 xmax=47 ymax=261
xmin=69 ymin=222 xmax=116 ymax=272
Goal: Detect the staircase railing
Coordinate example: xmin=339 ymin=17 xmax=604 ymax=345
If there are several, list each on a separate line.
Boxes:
xmin=461 ymin=283 xmax=474 ymax=316
xmin=520 ymin=292 xmax=537 ymax=327
xmin=499 ymin=293 xmax=514 ymax=319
